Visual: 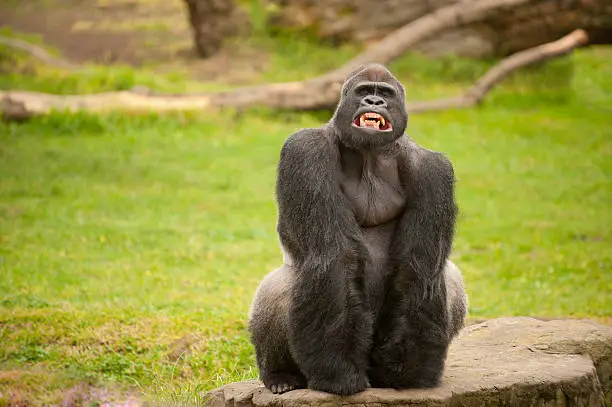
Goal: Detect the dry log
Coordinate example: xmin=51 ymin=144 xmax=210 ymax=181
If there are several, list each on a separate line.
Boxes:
xmin=0 ymin=0 xmax=551 ymax=117
xmin=407 ymin=28 xmax=588 ymax=112
xmin=325 ymin=0 xmax=545 ymax=79
xmin=270 ymin=0 xmax=611 ymax=58
xmin=0 ymin=29 xmax=588 ymax=120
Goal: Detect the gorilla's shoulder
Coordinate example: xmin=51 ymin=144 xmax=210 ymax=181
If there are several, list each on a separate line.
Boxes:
xmin=398 ymin=136 xmax=455 ymax=181
xmin=280 ymin=127 xmax=335 ymax=161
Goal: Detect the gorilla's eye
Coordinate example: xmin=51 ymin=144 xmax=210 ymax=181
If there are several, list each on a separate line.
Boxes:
xmin=355 ymin=86 xmax=371 ymax=98
xmin=378 ymin=87 xmax=396 ymax=99
xmin=354 ymin=83 xmax=397 ymax=99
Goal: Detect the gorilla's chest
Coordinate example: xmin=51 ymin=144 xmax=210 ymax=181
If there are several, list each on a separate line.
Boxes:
xmin=339 ymin=150 xmax=406 ymax=228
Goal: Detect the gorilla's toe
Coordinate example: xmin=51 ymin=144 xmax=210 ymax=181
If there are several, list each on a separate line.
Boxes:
xmin=266 ymin=373 xmax=304 ymax=394
xmin=269 ymin=382 xmax=292 ymax=394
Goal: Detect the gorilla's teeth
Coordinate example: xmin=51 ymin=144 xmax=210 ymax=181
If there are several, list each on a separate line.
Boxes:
xmin=358 ymin=113 xmax=388 ymax=129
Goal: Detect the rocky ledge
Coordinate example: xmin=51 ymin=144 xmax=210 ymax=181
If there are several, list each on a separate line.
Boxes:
xmin=208 ymin=317 xmax=611 ymax=407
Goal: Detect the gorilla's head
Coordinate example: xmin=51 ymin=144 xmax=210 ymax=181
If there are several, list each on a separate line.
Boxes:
xmin=331 ymin=64 xmax=408 ymax=150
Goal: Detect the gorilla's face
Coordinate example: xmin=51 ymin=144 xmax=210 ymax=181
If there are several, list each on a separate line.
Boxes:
xmin=332 ymin=64 xmax=408 ymax=149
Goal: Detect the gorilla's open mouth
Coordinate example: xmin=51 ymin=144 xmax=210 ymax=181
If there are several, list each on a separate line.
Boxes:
xmin=353 ymin=112 xmax=392 ymax=131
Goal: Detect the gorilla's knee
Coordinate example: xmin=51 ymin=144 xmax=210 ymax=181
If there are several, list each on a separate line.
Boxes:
xmin=444 ymin=261 xmax=468 ymax=338
xmin=249 ymin=265 xmax=294 ymax=334
xmin=249 ymin=265 xmax=305 ymax=392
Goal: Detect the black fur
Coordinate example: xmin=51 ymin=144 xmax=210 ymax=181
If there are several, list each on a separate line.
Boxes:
xmin=276 ymin=127 xmax=372 ymax=394
xmin=369 ymin=145 xmax=457 ymax=388
xmin=249 ymin=64 xmax=461 ymax=395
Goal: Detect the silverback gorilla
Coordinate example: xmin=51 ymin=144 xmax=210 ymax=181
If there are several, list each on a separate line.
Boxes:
xmin=249 ymin=64 xmax=467 ymax=396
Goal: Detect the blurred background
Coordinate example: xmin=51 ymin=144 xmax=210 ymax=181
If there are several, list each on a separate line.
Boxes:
xmin=0 ymin=0 xmax=610 ymax=405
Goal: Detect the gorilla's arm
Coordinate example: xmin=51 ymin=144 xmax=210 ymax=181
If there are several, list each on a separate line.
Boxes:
xmin=369 ymin=144 xmax=457 ymax=389
xmin=276 ymin=128 xmax=372 ymax=395
xmin=391 ymin=145 xmax=457 ymax=281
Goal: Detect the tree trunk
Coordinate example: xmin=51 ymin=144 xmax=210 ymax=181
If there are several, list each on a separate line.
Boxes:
xmin=269 ymin=0 xmax=611 ymax=57
xmin=183 ymin=0 xmax=248 ymax=58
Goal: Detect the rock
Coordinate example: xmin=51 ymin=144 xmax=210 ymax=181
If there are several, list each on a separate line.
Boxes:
xmin=208 ymin=317 xmax=611 ymax=407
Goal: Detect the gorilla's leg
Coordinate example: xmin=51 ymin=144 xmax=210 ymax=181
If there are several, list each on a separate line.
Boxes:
xmin=368 ymin=260 xmax=467 ymax=389
xmin=444 ymin=261 xmax=468 ymax=338
xmin=249 ymin=265 xmax=306 ymax=394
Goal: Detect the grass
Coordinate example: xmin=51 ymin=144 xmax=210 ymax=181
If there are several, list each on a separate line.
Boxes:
xmin=0 ymin=24 xmax=611 ymax=405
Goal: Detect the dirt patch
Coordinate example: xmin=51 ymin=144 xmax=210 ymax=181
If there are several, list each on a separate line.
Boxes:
xmin=0 ymin=0 xmax=266 ymax=83
xmin=0 ymin=369 xmax=140 ymax=407
xmin=0 ymin=0 xmax=190 ymax=65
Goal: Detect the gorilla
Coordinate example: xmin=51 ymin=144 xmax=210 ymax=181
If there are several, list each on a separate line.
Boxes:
xmin=249 ymin=64 xmax=467 ymax=396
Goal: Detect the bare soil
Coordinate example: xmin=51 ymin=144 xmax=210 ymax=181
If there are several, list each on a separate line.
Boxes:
xmin=0 ymin=0 xmax=266 ymax=83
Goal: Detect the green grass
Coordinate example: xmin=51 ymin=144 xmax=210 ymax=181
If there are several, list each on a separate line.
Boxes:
xmin=0 ymin=32 xmax=611 ymax=405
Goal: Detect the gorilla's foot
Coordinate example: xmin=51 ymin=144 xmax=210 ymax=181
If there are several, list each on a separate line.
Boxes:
xmin=309 ymin=374 xmax=369 ymax=396
xmin=264 ymin=373 xmax=305 ymax=394
xmin=369 ymin=358 xmax=444 ymax=390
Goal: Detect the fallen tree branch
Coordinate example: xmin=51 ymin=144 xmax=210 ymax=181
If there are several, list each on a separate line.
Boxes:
xmin=1 ymin=29 xmax=588 ymax=120
xmin=0 ymin=36 xmax=78 ymax=70
xmin=406 ymin=28 xmax=589 ymax=113
xmin=324 ymin=0 xmax=544 ymax=80
xmin=2 ymin=0 xmax=546 ymax=119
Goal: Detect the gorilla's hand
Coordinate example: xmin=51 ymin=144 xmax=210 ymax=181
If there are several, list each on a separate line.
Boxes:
xmin=276 ymin=128 xmax=372 ymax=395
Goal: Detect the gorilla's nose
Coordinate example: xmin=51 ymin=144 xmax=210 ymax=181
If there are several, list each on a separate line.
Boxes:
xmin=362 ymin=95 xmax=387 ymax=107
